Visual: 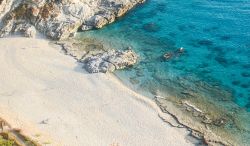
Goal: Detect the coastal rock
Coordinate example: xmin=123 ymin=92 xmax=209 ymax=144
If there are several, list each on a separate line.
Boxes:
xmin=13 ymin=23 xmax=36 ymax=38
xmin=91 ymin=15 xmax=109 ymax=29
xmin=56 ymin=40 xmax=138 ymax=73
xmin=24 ymin=25 xmax=36 ymax=37
xmin=84 ymin=49 xmax=138 ymax=73
xmin=0 ymin=0 xmax=145 ymax=40
xmin=0 ymin=0 xmax=17 ymax=21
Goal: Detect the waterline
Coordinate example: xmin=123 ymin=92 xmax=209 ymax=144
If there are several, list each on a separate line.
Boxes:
xmin=76 ymin=0 xmax=250 ymax=144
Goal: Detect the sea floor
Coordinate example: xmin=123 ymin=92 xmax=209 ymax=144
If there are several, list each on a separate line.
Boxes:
xmin=76 ymin=0 xmax=250 ymax=145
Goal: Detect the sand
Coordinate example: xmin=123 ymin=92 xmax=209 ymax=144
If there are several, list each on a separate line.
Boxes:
xmin=0 ymin=37 xmax=195 ymax=146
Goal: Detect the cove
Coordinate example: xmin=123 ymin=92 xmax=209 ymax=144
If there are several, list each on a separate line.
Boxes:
xmin=77 ymin=0 xmax=250 ymax=144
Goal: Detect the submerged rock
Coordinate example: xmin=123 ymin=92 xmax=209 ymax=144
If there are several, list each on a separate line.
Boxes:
xmin=163 ymin=52 xmax=173 ymax=60
xmin=84 ymin=49 xmax=138 ymax=73
xmin=163 ymin=47 xmax=185 ymax=60
xmin=241 ymin=72 xmax=250 ymax=78
xmin=143 ymin=22 xmax=160 ymax=32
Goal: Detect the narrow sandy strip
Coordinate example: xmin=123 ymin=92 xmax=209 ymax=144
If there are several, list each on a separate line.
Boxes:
xmin=0 ymin=37 xmax=194 ymax=146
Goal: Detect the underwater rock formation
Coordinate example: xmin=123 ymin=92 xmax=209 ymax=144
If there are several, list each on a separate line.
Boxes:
xmin=0 ymin=0 xmax=145 ymax=40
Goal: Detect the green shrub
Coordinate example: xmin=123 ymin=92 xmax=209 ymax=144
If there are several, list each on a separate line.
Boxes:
xmin=0 ymin=136 xmax=14 ymax=146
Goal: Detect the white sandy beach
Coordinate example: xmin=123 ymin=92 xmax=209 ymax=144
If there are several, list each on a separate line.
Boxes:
xmin=0 ymin=37 xmax=194 ymax=146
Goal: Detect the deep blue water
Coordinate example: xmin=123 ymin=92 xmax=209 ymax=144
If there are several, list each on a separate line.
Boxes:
xmin=78 ymin=0 xmax=250 ymax=144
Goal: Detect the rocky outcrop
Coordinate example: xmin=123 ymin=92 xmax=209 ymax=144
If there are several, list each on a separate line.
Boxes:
xmin=84 ymin=49 xmax=138 ymax=73
xmin=0 ymin=0 xmax=142 ymax=71
xmin=0 ymin=0 xmax=17 ymax=21
xmin=13 ymin=23 xmax=37 ymax=38
xmin=57 ymin=40 xmax=138 ymax=73
xmin=0 ymin=0 xmax=145 ymax=40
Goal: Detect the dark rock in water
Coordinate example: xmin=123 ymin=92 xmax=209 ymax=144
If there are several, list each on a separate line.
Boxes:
xmin=220 ymin=35 xmax=231 ymax=41
xmin=241 ymin=84 xmax=249 ymax=89
xmin=213 ymin=117 xmax=227 ymax=127
xmin=203 ymin=28 xmax=210 ymax=32
xmin=157 ymin=18 xmax=162 ymax=21
xmin=203 ymin=26 xmax=219 ymax=32
xmin=86 ymin=44 xmax=103 ymax=50
xmin=230 ymin=74 xmax=236 ymax=77
xmin=209 ymin=46 xmax=226 ymax=54
xmin=232 ymin=80 xmax=241 ymax=86
xmin=211 ymin=26 xmax=219 ymax=30
xmin=238 ymin=93 xmax=244 ymax=98
xmin=159 ymin=37 xmax=176 ymax=48
xmin=141 ymin=36 xmax=175 ymax=48
xmin=163 ymin=52 xmax=173 ymax=60
xmin=188 ymin=24 xmax=196 ymax=29
xmin=242 ymin=64 xmax=250 ymax=69
xmin=197 ymin=63 xmax=209 ymax=69
xmin=136 ymin=70 xmax=144 ymax=77
xmin=188 ymin=41 xmax=200 ymax=48
xmin=143 ymin=22 xmax=160 ymax=32
xmin=241 ymin=72 xmax=250 ymax=78
xmin=214 ymin=56 xmax=229 ymax=67
xmin=236 ymin=49 xmax=244 ymax=54
xmin=157 ymin=3 xmax=167 ymax=13
xmin=230 ymin=59 xmax=239 ymax=65
xmin=168 ymin=32 xmax=176 ymax=37
xmin=245 ymin=102 xmax=250 ymax=108
xmin=129 ymin=77 xmax=140 ymax=84
xmin=177 ymin=25 xmax=187 ymax=32
xmin=180 ymin=91 xmax=196 ymax=98
xmin=163 ymin=47 xmax=185 ymax=61
xmin=201 ymin=69 xmax=212 ymax=74
xmin=197 ymin=39 xmax=214 ymax=46
xmin=176 ymin=47 xmax=185 ymax=54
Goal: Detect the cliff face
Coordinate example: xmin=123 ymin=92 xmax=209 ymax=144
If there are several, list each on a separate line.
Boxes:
xmin=0 ymin=0 xmax=145 ymax=40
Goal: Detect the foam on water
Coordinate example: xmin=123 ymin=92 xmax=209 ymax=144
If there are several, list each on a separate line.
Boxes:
xmin=77 ymin=0 xmax=250 ymax=144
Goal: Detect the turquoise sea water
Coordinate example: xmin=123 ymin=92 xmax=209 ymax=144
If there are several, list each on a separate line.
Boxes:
xmin=78 ymin=0 xmax=250 ymax=144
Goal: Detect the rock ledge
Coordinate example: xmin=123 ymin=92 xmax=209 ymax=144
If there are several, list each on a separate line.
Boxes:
xmin=84 ymin=49 xmax=138 ymax=73
xmin=56 ymin=40 xmax=138 ymax=73
xmin=0 ymin=0 xmax=145 ymax=40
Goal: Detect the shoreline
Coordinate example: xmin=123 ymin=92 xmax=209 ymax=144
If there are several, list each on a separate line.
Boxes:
xmin=75 ymin=30 xmax=248 ymax=146
xmin=0 ymin=1 xmax=247 ymax=145
xmin=112 ymin=73 xmax=234 ymax=146
xmin=0 ymin=37 xmax=196 ymax=146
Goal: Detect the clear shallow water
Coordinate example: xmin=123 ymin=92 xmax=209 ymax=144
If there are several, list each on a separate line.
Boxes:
xmin=77 ymin=0 xmax=250 ymax=144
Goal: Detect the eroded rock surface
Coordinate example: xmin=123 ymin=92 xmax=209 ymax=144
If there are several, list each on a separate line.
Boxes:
xmin=0 ymin=0 xmax=145 ymax=40
xmin=56 ymin=40 xmax=138 ymax=73
xmin=84 ymin=49 xmax=138 ymax=73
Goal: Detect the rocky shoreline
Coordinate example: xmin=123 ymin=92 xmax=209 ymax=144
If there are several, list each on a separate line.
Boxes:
xmin=0 ymin=0 xmax=145 ymax=40
xmin=0 ymin=1 xmax=240 ymax=146
xmin=56 ymin=40 xmax=138 ymax=73
xmin=0 ymin=0 xmax=143 ymax=72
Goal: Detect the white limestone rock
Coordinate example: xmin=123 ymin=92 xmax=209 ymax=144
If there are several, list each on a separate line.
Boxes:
xmin=84 ymin=49 xmax=138 ymax=73
xmin=24 ymin=25 xmax=36 ymax=38
xmin=56 ymin=40 xmax=138 ymax=73
xmin=0 ymin=0 xmax=145 ymax=40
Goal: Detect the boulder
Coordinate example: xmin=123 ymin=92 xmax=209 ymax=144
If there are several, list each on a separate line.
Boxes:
xmin=24 ymin=25 xmax=36 ymax=37
xmin=84 ymin=49 xmax=138 ymax=73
